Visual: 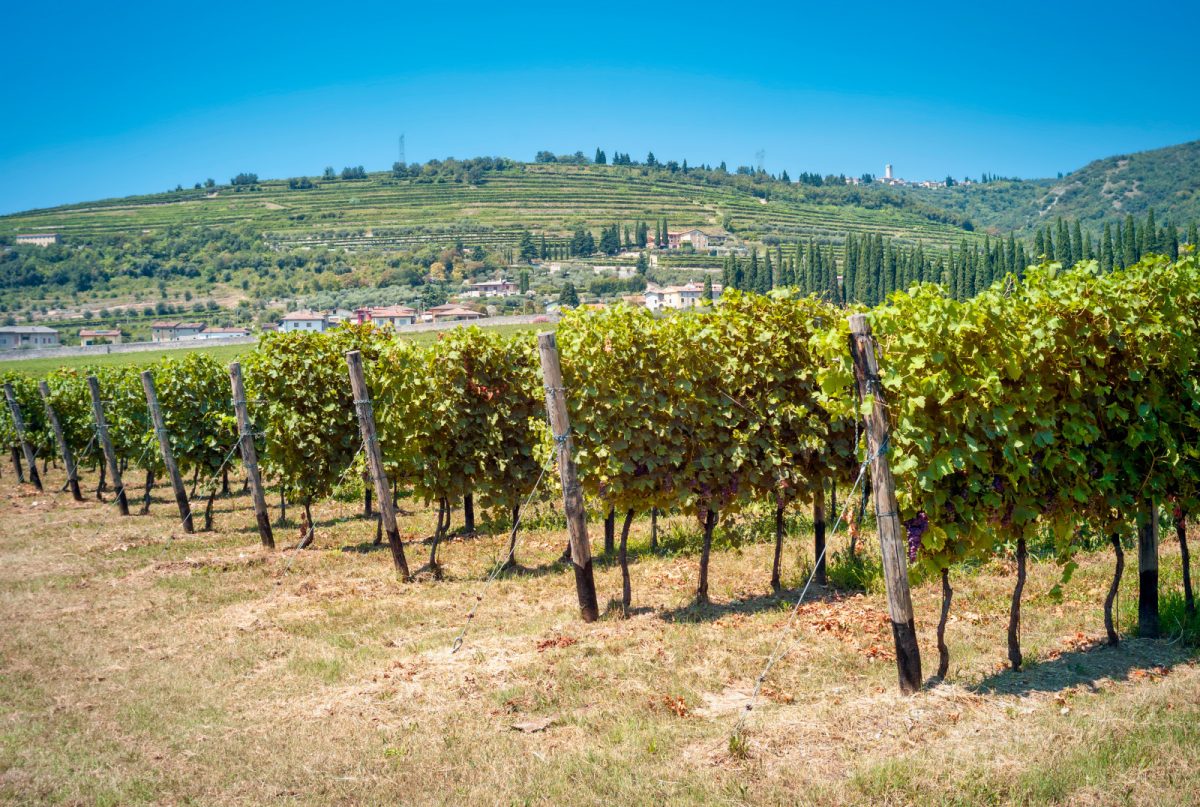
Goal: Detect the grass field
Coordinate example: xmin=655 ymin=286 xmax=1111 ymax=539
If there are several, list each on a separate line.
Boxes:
xmin=0 ymin=322 xmax=544 ymax=377
xmin=1 ymin=461 xmax=1196 ymax=805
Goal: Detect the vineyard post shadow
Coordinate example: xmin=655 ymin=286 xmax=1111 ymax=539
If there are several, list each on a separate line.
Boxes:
xmin=228 ymin=362 xmax=274 ymax=549
xmin=140 ymin=370 xmax=194 ymax=533
xmin=536 ymin=331 xmax=600 ymax=622
xmin=37 ymin=381 xmax=83 ymax=501
xmin=1138 ymin=502 xmax=1160 ymax=638
xmin=848 ymin=313 xmax=923 ymax=694
xmin=345 ymin=350 xmax=410 ymax=580
xmin=87 ymin=376 xmax=129 ymax=516
xmin=4 ymin=383 xmax=43 ymax=492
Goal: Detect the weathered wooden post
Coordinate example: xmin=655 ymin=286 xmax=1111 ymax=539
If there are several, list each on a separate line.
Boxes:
xmin=140 ymin=370 xmax=193 ymax=533
xmin=1138 ymin=501 xmax=1160 ymax=638
xmin=537 ymin=332 xmax=600 ymax=623
xmin=345 ymin=350 xmax=410 ymax=579
xmin=37 ymin=381 xmax=82 ymax=501
xmin=848 ymin=314 xmax=922 ymax=694
xmin=228 ymin=362 xmax=273 ymax=549
xmin=87 ymin=375 xmax=129 ymax=516
xmin=4 ymin=384 xmax=43 ymax=492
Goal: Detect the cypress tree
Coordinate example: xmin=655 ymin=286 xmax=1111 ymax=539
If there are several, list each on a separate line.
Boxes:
xmin=1101 ymin=223 xmax=1114 ymax=272
xmin=1034 ymin=229 xmax=1045 ymax=258
xmin=762 ymin=249 xmax=774 ymax=293
xmin=1188 ymin=221 xmax=1198 ymax=249
xmin=1071 ymin=220 xmax=1083 ymax=266
xmin=1142 ymin=208 xmax=1156 ymax=257
xmin=1124 ymin=214 xmax=1138 ymax=263
xmin=1167 ymin=222 xmax=1179 ymax=259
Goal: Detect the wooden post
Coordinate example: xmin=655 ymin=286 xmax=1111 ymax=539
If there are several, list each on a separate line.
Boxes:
xmin=140 ymin=370 xmax=193 ymax=533
xmin=4 ymin=384 xmax=43 ymax=492
xmin=37 ymin=381 xmax=83 ymax=501
xmin=848 ymin=314 xmax=923 ymax=694
xmin=87 ymin=376 xmax=129 ymax=516
xmin=1137 ymin=501 xmax=1159 ymax=638
xmin=814 ymin=483 xmax=827 ymax=585
xmin=228 ymin=362 xmax=274 ymax=549
xmin=345 ymin=350 xmax=409 ymax=579
xmin=537 ymin=332 xmax=600 ymax=623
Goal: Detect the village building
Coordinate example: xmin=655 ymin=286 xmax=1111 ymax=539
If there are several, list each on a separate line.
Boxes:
xmin=14 ymin=233 xmax=61 ymax=247
xmin=642 ymin=281 xmax=722 ymax=311
xmin=189 ymin=326 xmax=250 ymax=340
xmin=0 ymin=325 xmax=60 ymax=350
xmin=422 ymin=304 xmax=485 ymax=322
xmin=357 ymin=305 xmax=418 ymax=329
xmin=79 ymin=328 xmax=123 ymax=346
xmin=463 ymin=279 xmax=518 ymax=298
xmin=666 ymin=229 xmax=726 ymax=250
xmin=278 ymin=311 xmax=329 ymax=333
xmin=151 ymin=321 xmax=207 ymax=341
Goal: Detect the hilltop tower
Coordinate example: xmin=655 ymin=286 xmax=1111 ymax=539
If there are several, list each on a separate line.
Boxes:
xmin=884 ymin=163 xmax=893 ymax=180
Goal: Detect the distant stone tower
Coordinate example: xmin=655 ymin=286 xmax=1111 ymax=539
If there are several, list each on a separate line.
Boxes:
xmin=884 ymin=163 xmax=893 ymax=180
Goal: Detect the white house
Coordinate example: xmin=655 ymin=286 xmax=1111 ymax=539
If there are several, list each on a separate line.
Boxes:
xmin=0 ymin=325 xmax=59 ymax=349
xmin=279 ymin=311 xmax=329 ymax=332
xmin=361 ymin=305 xmax=417 ymax=328
xmin=185 ymin=326 xmax=250 ymax=340
xmin=14 ymin=233 xmax=61 ymax=247
xmin=463 ymin=279 xmax=518 ymax=298
xmin=643 ymin=281 xmax=722 ymax=311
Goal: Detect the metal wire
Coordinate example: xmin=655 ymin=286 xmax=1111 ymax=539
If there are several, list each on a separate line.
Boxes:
xmin=732 ymin=438 xmax=884 ymax=738
xmin=449 ymin=449 xmax=556 ymax=654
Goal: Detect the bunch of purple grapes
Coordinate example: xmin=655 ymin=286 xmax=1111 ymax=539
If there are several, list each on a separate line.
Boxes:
xmin=903 ymin=511 xmax=929 ymax=562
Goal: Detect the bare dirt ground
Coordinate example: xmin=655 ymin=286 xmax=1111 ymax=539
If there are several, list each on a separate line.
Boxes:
xmin=0 ymin=464 xmax=1197 ymax=805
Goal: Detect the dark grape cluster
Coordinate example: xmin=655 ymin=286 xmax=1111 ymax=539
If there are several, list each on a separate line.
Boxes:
xmin=903 ymin=511 xmax=929 ymax=562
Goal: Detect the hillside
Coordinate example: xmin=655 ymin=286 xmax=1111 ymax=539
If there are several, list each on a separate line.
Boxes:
xmin=0 ymin=162 xmax=975 ymax=251
xmin=904 ymin=140 xmax=1200 ymax=234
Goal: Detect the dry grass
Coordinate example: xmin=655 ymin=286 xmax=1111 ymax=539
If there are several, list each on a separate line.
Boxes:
xmin=0 ymin=464 xmax=1197 ymax=806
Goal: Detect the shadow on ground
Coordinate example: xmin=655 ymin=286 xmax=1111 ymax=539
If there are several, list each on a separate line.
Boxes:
xmin=970 ymin=637 xmax=1195 ymax=696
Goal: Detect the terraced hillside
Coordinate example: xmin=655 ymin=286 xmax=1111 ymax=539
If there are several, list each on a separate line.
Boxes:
xmin=0 ymin=163 xmax=979 ymax=254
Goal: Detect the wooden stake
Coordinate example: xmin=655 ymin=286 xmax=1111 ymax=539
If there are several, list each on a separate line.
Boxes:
xmin=4 ymin=383 xmax=43 ymax=492
xmin=87 ymin=376 xmax=129 ymax=516
xmin=228 ymin=362 xmax=274 ymax=549
xmin=537 ymin=332 xmax=599 ymax=622
xmin=345 ymin=350 xmax=409 ymax=579
xmin=140 ymin=370 xmax=193 ymax=533
xmin=848 ymin=313 xmax=923 ymax=694
xmin=1138 ymin=502 xmax=1159 ymax=638
xmin=37 ymin=381 xmax=82 ymax=500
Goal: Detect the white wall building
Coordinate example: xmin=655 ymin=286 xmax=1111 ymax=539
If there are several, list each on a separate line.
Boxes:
xmin=279 ymin=311 xmax=329 ymax=332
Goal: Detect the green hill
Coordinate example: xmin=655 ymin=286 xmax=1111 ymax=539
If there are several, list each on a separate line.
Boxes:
xmin=0 ymin=162 xmax=975 ymax=251
xmin=902 ymin=140 xmax=1200 ymax=234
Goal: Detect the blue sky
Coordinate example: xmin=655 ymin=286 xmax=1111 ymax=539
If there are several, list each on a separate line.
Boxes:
xmin=2 ymin=1 xmax=1196 ymax=214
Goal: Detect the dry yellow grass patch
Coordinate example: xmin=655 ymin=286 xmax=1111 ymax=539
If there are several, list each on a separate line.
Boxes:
xmin=0 ymin=464 xmax=1197 ymax=805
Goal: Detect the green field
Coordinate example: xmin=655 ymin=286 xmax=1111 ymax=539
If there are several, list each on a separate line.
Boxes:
xmin=0 ymin=322 xmax=545 ymax=377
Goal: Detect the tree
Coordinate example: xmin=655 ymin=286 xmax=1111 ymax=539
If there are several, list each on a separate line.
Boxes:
xmin=518 ymin=231 xmax=538 ymax=263
xmin=646 ymin=151 xmax=658 ymax=167
xmin=635 ymin=252 xmax=648 ymax=275
xmin=595 ymin=148 xmax=607 ymax=165
xmin=323 ymin=166 xmax=337 ymax=180
xmin=559 ymin=282 xmax=580 ymax=308
xmin=519 ymin=270 xmax=530 ymax=294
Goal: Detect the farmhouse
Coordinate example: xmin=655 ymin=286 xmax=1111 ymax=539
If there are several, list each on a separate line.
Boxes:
xmin=0 ymin=325 xmax=60 ymax=350
xmin=78 ymin=328 xmax=122 ymax=346
xmin=279 ymin=311 xmax=329 ymax=333
xmin=14 ymin=233 xmax=61 ymax=247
